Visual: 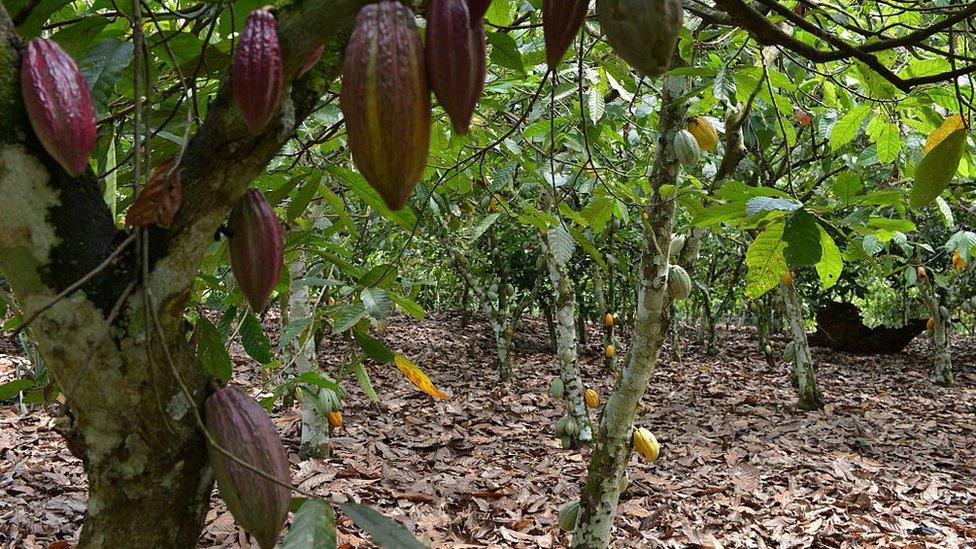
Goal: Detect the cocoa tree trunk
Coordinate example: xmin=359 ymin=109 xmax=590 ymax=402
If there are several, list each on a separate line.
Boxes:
xmin=0 ymin=1 xmax=364 ymax=544
xmin=592 ymin=263 xmax=619 ymax=373
xmin=539 ymin=225 xmax=592 ymax=446
xmin=922 ymin=289 xmax=953 ymax=385
xmin=284 ymin=252 xmax=330 ymax=459
xmin=572 ymin=74 xmax=687 ymax=547
xmin=779 ymin=282 xmax=824 ymax=410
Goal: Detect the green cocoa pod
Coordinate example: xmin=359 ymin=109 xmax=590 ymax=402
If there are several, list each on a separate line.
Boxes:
xmin=764 ymin=344 xmax=773 ymax=355
xmin=673 ymin=129 xmax=700 ymax=166
xmin=560 ymin=435 xmax=572 ymax=449
xmin=563 ymin=416 xmax=578 ymax=437
xmin=940 ymin=305 xmax=950 ymax=320
xmin=558 ymin=501 xmax=581 ymax=532
xmin=668 ymin=264 xmax=692 ymax=300
xmin=597 ymin=0 xmax=683 ymax=77
xmin=783 ymin=341 xmax=796 ymax=362
xmin=550 ymin=377 xmax=565 ymax=399
xmin=555 ymin=415 xmax=569 ymax=436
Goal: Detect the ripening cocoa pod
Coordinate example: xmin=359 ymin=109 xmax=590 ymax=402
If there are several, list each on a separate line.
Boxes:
xmin=606 ymin=344 xmax=616 ymax=358
xmin=927 ymin=317 xmax=935 ymax=331
xmin=233 ymin=8 xmax=284 ymax=134
xmin=674 ymin=129 xmax=700 ymax=166
xmin=206 ymin=386 xmax=291 ymax=549
xmin=604 ymin=313 xmax=614 ymax=328
xmin=426 ymin=0 xmax=486 ymax=134
xmin=341 ymin=1 xmax=431 ymax=210
xmin=328 ymin=411 xmax=343 ymax=429
xmin=597 ymin=0 xmax=683 ymax=77
xmin=228 ymin=189 xmax=284 ymax=312
xmin=781 ymin=270 xmax=794 ymax=286
xmin=688 ymin=116 xmax=719 ymax=152
xmin=916 ymin=265 xmax=927 ymax=281
xmin=584 ymin=388 xmax=599 ymax=409
xmin=633 ymin=427 xmax=660 ymax=461
xmin=20 ymin=38 xmax=96 ymax=177
xmin=542 ymin=0 xmax=588 ymax=69
xmin=668 ymin=264 xmax=692 ymax=300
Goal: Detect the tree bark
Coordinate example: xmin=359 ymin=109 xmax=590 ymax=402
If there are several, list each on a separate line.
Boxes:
xmin=572 ymin=74 xmax=687 ymax=547
xmin=540 ymin=226 xmax=592 ymax=446
xmin=779 ymin=282 xmax=824 ymax=410
xmin=0 ymin=1 xmax=364 ymax=544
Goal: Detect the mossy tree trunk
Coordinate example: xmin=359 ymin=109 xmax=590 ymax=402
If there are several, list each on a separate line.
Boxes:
xmin=0 ymin=1 xmax=364 ymax=545
xmin=571 ymin=75 xmax=687 ymax=547
xmin=779 ymin=282 xmax=824 ymax=410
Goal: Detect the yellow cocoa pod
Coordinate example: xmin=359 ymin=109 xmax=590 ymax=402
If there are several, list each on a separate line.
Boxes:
xmin=952 ymin=250 xmax=966 ymax=272
xmin=584 ymin=388 xmax=600 ymax=409
xmin=633 ymin=427 xmax=660 ymax=461
xmin=927 ymin=317 xmax=935 ymax=331
xmin=605 ymin=344 xmax=616 ymax=359
xmin=328 ymin=411 xmax=343 ymax=429
xmin=917 ymin=265 xmax=927 ymax=280
xmin=781 ymin=271 xmax=793 ymax=286
xmin=687 ymin=116 xmax=719 ymax=152
xmin=604 ymin=313 xmax=614 ymax=328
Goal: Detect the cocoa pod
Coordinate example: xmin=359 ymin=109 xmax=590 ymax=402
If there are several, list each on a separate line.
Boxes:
xmin=633 ymin=427 xmax=660 ymax=461
xmin=668 ymin=264 xmax=691 ymax=300
xmin=542 ymin=0 xmax=588 ymax=69
xmin=426 ymin=0 xmax=487 ymax=134
xmin=558 ymin=501 xmax=580 ymax=531
xmin=604 ymin=313 xmax=614 ymax=328
xmin=206 ymin=386 xmax=291 ymax=549
xmin=549 ymin=377 xmax=565 ymax=399
xmin=233 ymin=8 xmax=284 ymax=134
xmin=20 ymin=38 xmax=96 ymax=177
xmin=597 ymin=0 xmax=683 ymax=77
xmin=606 ymin=344 xmax=616 ymax=358
xmin=341 ymin=1 xmax=431 ymax=210
xmin=687 ymin=116 xmax=719 ymax=152
xmin=781 ymin=270 xmax=793 ymax=286
xmin=228 ymin=189 xmax=284 ymax=312
xmin=328 ymin=411 xmax=343 ymax=429
xmin=584 ymin=388 xmax=599 ymax=409
xmin=466 ymin=0 xmax=491 ymax=20
xmin=673 ymin=129 xmax=700 ymax=166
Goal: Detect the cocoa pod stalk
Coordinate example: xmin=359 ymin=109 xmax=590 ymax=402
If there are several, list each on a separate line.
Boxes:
xmin=20 ymin=38 xmax=96 ymax=178
xmin=466 ymin=0 xmax=491 ymax=20
xmin=542 ymin=0 xmax=588 ymax=69
xmin=426 ymin=0 xmax=487 ymax=134
xmin=597 ymin=0 xmax=683 ymax=77
xmin=233 ymin=8 xmax=284 ymax=134
xmin=341 ymin=1 xmax=431 ymax=210
xmin=206 ymin=386 xmax=291 ymax=549
xmin=228 ymin=189 xmax=284 ymax=312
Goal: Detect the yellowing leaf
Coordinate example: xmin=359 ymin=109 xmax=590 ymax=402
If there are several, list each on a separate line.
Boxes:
xmin=394 ymin=354 xmax=447 ymax=400
xmin=925 ymin=114 xmax=966 ymax=153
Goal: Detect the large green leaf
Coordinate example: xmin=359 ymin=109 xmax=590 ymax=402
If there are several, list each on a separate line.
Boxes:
xmin=79 ymin=38 xmax=134 ymax=114
xmin=745 ymin=223 xmax=788 ymax=299
xmin=815 ymin=227 xmax=843 ymax=289
xmin=241 ymin=312 xmax=274 ymax=365
xmin=340 ymin=503 xmax=428 ymax=549
xmin=909 ymin=128 xmax=967 ymax=208
xmin=196 ymin=316 xmax=232 ymax=382
xmin=282 ymin=499 xmax=337 ymax=549
xmin=830 ymin=105 xmax=872 ymax=151
xmin=783 ymin=210 xmax=822 ymax=267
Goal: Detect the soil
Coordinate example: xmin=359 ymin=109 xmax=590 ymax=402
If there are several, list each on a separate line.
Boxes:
xmin=2 ymin=313 xmax=975 ymax=548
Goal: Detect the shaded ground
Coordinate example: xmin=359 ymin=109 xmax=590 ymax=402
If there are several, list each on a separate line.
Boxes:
xmin=2 ymin=313 xmax=976 ymax=548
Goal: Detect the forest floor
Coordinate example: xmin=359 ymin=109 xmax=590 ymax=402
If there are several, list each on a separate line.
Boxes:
xmin=2 ymin=313 xmax=976 ymax=548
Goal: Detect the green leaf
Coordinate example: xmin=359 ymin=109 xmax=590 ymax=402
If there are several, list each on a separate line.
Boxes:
xmin=831 ymin=172 xmax=862 ymax=204
xmin=815 ymin=227 xmax=843 ymax=289
xmin=487 ymin=32 xmax=524 ymax=74
xmin=935 ymin=197 xmax=955 ymax=228
xmin=79 ymin=39 xmax=134 ymax=114
xmin=581 ymin=198 xmax=613 ymax=233
xmin=547 ymin=225 xmax=575 ymax=265
xmin=830 ymin=105 xmax=872 ymax=151
xmin=241 ymin=312 xmax=274 ymax=365
xmin=692 ymin=202 xmax=748 ymax=227
xmin=352 ymin=360 xmax=379 ymax=403
xmin=361 ymin=287 xmax=393 ymax=319
xmin=783 ymin=210 xmax=823 ymax=267
xmin=469 ymin=213 xmax=500 ymax=242
xmin=287 ymin=178 xmax=320 ymax=222
xmin=392 ymin=292 xmax=425 ymax=321
xmin=340 ymin=503 xmax=428 ymax=549
xmin=282 ymin=499 xmax=337 ymax=549
xmin=196 ymin=316 xmax=232 ymax=382
xmin=868 ymin=118 xmax=901 ymax=164
xmin=332 ymin=304 xmax=367 ymax=333
xmin=588 ymin=87 xmax=605 ymax=124
xmin=326 ymin=166 xmax=416 ymax=230
xmin=746 ymin=197 xmax=802 ymax=217
xmin=353 ymin=328 xmax=395 ymax=364
xmin=909 ymin=128 xmax=967 ymax=208
xmin=0 ymin=379 xmax=33 ymax=402
xmin=745 ymin=223 xmax=788 ymax=299
xmin=279 ymin=316 xmax=314 ymax=351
